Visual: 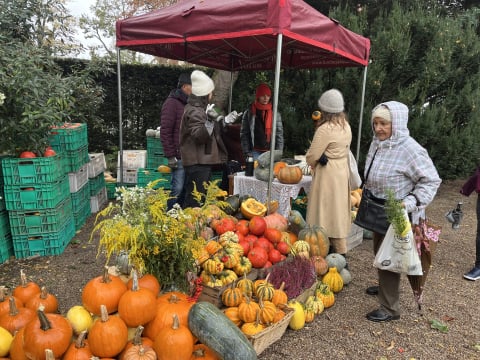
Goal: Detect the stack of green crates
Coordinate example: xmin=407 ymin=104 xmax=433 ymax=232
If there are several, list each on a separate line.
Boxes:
xmin=0 ymin=158 xmax=13 ymax=263
xmin=146 ymin=137 xmax=168 ymax=168
xmin=49 ymin=123 xmax=90 ymax=173
xmin=1 ymin=155 xmax=74 ymax=258
xmin=49 ymin=123 xmax=91 ymax=230
xmin=137 ymin=168 xmax=172 ymax=190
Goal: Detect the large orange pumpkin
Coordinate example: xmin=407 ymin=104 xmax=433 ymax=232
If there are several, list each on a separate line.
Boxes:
xmin=153 ymin=314 xmax=194 ymax=360
xmin=273 ymin=161 xmax=288 ymax=177
xmin=88 ymin=305 xmax=128 ymax=358
xmin=277 ymin=166 xmax=303 ymax=184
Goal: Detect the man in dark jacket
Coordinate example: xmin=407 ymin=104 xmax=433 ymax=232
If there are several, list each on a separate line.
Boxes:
xmin=180 ymin=70 xmax=228 ymax=208
xmin=160 ymin=73 xmax=191 ymax=209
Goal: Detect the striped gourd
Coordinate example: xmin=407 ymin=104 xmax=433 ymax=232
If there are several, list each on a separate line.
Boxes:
xmin=221 ymin=283 xmax=243 ymax=307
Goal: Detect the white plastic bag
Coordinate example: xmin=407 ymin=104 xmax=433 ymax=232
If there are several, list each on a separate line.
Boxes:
xmin=373 ymin=211 xmax=423 ymax=275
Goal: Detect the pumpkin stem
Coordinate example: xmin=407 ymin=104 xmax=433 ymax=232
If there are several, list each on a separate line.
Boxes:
xmin=172 ymin=313 xmax=180 ymax=330
xmin=192 ymin=348 xmax=206 ymax=358
xmin=8 ymin=296 xmax=19 ymax=316
xmin=37 ymin=307 xmax=52 ymax=331
xmin=99 ymin=304 xmax=109 ymax=322
xmin=75 ymin=330 xmax=88 ymax=348
xmin=168 ymin=294 xmax=180 ymax=304
xmin=40 ymin=286 xmax=48 ymax=299
xmin=279 ymin=281 xmax=285 ymax=291
xmin=0 ymin=286 xmax=5 ymax=302
xmin=132 ymin=325 xmax=145 ymax=346
xmin=131 ymin=269 xmax=139 ymax=292
xmin=102 ymin=266 xmax=112 ymax=284
xmin=45 ymin=349 xmax=55 ymax=360
xmin=20 ymin=269 xmax=28 ymax=287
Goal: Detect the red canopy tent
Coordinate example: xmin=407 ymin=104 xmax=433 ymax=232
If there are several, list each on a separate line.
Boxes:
xmin=115 ymin=0 xmax=370 ymax=193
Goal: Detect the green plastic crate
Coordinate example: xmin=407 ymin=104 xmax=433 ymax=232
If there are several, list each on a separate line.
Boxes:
xmin=12 ymin=217 xmax=75 ymax=259
xmin=146 ymin=154 xmax=168 ymax=169
xmin=89 ymin=173 xmax=106 ymax=196
xmin=49 ymin=123 xmax=88 ymax=151
xmin=146 ymin=137 xmax=164 ymax=156
xmin=61 ymin=145 xmax=90 ymax=173
xmin=0 ymin=211 xmax=10 ymax=240
xmin=73 ymin=200 xmax=91 ymax=231
xmin=106 ymin=182 xmax=118 ymax=199
xmin=137 ymin=168 xmax=171 ymax=189
xmin=71 ymin=182 xmax=90 ymax=213
xmin=8 ymin=197 xmax=73 ymax=236
xmin=0 ymin=188 xmax=5 ymax=212
xmin=0 ymin=233 xmax=14 ymax=264
xmin=1 ymin=155 xmax=64 ymax=185
xmin=3 ymin=176 xmax=70 ymax=211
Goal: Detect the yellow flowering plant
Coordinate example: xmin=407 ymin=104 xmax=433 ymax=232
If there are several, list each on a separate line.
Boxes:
xmin=91 ymin=181 xmax=205 ymax=292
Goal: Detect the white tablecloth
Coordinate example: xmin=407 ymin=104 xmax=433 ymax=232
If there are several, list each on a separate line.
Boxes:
xmin=233 ymin=172 xmax=312 ymax=217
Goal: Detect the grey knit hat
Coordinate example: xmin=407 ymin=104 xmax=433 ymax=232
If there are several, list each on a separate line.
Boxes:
xmin=318 ymin=89 xmax=344 ymax=113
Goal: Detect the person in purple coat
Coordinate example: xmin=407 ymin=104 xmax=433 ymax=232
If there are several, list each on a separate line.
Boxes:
xmin=160 ymin=73 xmax=192 ymax=209
xmin=460 ymin=165 xmax=480 ymax=281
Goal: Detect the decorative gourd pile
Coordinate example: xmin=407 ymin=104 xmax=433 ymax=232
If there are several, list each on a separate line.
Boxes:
xmin=350 ymin=188 xmax=362 ymax=220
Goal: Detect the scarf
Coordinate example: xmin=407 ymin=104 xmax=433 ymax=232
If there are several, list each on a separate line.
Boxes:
xmin=251 ymin=101 xmax=273 ymax=142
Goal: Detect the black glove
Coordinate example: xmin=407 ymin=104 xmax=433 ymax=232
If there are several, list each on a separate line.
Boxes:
xmin=167 ymin=157 xmax=178 ymax=170
xmin=318 ymin=153 xmax=329 ymax=166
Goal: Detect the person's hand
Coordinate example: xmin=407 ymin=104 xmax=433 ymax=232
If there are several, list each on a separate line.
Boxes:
xmin=206 ymin=103 xmax=223 ymax=122
xmin=318 ymin=153 xmax=328 ymax=166
xmin=225 ymin=111 xmax=243 ymax=124
xmin=167 ymin=157 xmax=178 ymax=170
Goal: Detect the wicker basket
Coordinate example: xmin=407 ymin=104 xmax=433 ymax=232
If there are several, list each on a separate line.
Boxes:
xmin=248 ymin=306 xmax=295 ymax=355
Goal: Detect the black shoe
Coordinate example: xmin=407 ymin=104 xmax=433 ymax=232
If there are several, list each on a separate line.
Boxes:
xmin=463 ymin=267 xmax=480 ymax=281
xmin=366 ymin=286 xmax=379 ymax=296
xmin=366 ymin=309 xmax=400 ymax=322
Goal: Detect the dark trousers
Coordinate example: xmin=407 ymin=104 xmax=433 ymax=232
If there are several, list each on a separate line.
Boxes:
xmin=475 ymin=194 xmax=480 ymax=267
xmin=373 ymin=232 xmax=401 ymax=316
xmin=183 ymin=164 xmax=212 ymax=208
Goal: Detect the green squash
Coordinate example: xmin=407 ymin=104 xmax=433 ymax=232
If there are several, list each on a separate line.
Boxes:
xmin=257 ymin=150 xmax=283 ymax=168
xmin=188 ymin=302 xmax=258 ymax=360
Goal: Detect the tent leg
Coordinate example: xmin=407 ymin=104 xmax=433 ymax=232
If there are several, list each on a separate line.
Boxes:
xmin=266 ymin=33 xmax=283 ymax=211
xmin=117 ymin=48 xmax=124 ymax=183
xmin=355 ymin=65 xmax=368 ymax=163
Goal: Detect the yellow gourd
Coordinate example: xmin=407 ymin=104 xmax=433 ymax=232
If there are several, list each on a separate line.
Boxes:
xmin=287 ymin=301 xmax=305 ymax=330
xmin=0 ymin=325 xmax=13 ymax=357
xmin=322 ymin=267 xmax=344 ymax=293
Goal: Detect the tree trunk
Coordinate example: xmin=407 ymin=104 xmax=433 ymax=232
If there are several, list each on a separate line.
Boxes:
xmin=211 ymin=70 xmax=239 ymax=113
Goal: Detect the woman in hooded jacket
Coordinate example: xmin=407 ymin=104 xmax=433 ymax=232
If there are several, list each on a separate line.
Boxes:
xmin=364 ymin=101 xmax=441 ymax=322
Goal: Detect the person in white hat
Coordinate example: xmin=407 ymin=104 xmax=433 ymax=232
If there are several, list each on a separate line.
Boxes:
xmin=305 ymin=89 xmax=352 ymax=261
xmin=179 ymin=70 xmax=228 ymax=208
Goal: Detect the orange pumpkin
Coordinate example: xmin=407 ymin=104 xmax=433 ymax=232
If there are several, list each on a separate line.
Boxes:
xmin=12 ymin=270 xmax=41 ymax=304
xmin=62 ymin=330 xmax=93 ymax=360
xmin=311 ymin=255 xmax=329 ymax=276
xmin=8 ymin=326 xmax=27 ymax=360
xmin=273 ymin=161 xmax=288 ymax=177
xmin=22 ymin=307 xmax=73 ymax=360
xmin=277 ymin=166 xmax=303 ymax=184
xmin=118 ymin=271 xmax=157 ymax=327
xmin=0 ymin=286 xmax=23 ymax=318
xmin=25 ymin=286 xmax=59 ymax=314
xmin=144 ymin=293 xmax=193 ymax=341
xmin=81 ymin=266 xmax=128 ymax=316
xmin=88 ymin=304 xmax=128 ymax=358
xmin=223 ymin=307 xmax=242 ymax=327
xmin=119 ymin=326 xmax=154 ymax=360
xmin=0 ymin=297 xmax=35 ymax=335
xmin=191 ymin=343 xmax=220 ymax=360
xmin=126 ymin=273 xmax=161 ymax=298
xmin=153 ymin=314 xmax=194 ymax=360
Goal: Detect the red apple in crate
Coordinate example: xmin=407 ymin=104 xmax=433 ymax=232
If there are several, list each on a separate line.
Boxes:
xmin=247 ymin=246 xmax=268 ymax=268
xmin=43 ymin=147 xmax=56 ymax=157
xmin=19 ymin=151 xmax=36 ymax=158
xmin=248 ymin=216 xmax=266 ymax=236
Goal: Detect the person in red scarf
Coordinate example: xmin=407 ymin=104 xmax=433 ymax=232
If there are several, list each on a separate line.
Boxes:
xmin=240 ymin=83 xmax=284 ymax=160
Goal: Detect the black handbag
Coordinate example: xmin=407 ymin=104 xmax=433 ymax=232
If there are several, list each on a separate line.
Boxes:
xmin=354 ymin=148 xmax=390 ymax=235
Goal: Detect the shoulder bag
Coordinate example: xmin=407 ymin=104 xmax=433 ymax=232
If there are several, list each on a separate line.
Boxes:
xmin=353 ymin=148 xmax=390 ymax=235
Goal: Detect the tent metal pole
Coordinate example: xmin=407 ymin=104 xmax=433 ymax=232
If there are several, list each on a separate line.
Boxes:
xmin=266 ymin=33 xmax=283 ymax=211
xmin=356 ymin=65 xmax=368 ymax=163
xmin=228 ymin=71 xmax=233 ymax=113
xmin=117 ymin=48 xmax=124 ymax=183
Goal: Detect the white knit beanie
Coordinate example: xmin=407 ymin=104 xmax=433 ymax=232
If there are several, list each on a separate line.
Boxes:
xmin=372 ymin=105 xmax=392 ymax=122
xmin=191 ymin=70 xmax=215 ymax=97
xmin=318 ymin=89 xmax=344 ymax=113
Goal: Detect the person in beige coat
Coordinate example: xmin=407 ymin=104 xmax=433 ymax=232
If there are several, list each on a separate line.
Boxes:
xmin=305 ymin=89 xmax=352 ymax=257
